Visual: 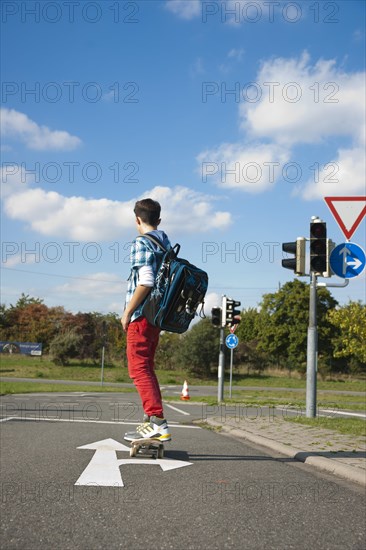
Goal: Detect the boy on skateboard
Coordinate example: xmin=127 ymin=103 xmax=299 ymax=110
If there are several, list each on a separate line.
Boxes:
xmin=121 ymin=198 xmax=171 ymax=443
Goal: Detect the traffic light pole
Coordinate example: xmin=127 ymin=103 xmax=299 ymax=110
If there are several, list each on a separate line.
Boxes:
xmin=306 ymin=271 xmax=318 ymax=418
xmin=217 ymin=326 xmax=225 ymax=403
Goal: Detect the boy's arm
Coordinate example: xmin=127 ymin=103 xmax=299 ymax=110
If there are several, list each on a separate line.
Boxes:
xmin=121 ymin=285 xmax=152 ymax=332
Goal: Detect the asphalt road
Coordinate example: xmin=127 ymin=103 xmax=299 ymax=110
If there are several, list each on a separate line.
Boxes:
xmin=1 ymin=393 xmax=365 ymax=550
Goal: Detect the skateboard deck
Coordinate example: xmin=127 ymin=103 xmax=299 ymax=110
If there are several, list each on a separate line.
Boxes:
xmin=129 ymin=438 xmax=164 ymax=459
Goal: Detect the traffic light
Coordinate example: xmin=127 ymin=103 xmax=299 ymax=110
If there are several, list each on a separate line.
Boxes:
xmin=282 ymin=237 xmax=306 ymax=276
xmin=225 ymin=298 xmax=241 ymax=327
xmin=310 ymin=219 xmax=327 ymax=274
xmin=211 ymin=307 xmax=222 ymax=327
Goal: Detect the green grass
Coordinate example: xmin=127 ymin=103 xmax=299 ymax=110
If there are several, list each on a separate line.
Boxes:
xmin=1 ymin=355 xmax=365 ymax=405
xmin=0 ymin=355 xmax=203 ymax=386
xmin=232 ymin=374 xmax=366 ymax=392
xmin=284 ymin=416 xmax=366 ymax=438
xmin=166 ymin=393 xmax=365 ymax=411
xmin=222 ymin=388 xmax=364 ymax=411
xmin=0 ymin=382 xmax=136 ymax=395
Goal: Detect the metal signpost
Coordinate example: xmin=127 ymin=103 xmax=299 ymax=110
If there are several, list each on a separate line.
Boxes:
xmin=306 ymin=272 xmax=318 ymax=418
xmin=225 ymin=333 xmax=239 ymax=399
xmin=217 ymin=325 xmax=225 ymax=403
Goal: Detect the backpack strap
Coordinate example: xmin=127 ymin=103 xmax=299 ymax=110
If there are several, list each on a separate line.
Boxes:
xmin=136 ymin=234 xmax=181 ymax=256
xmin=137 ymin=233 xmax=167 ymax=252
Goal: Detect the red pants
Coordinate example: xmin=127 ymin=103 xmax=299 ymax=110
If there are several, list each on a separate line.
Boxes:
xmin=126 ymin=316 xmax=164 ymax=418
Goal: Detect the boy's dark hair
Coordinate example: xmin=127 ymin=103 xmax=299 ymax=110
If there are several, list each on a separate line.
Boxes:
xmin=134 ymin=198 xmax=161 ymax=226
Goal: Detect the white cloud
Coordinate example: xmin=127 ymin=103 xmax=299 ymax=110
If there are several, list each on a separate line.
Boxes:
xmin=240 ymin=52 xmax=365 ymax=147
xmin=197 ymin=142 xmax=290 ymax=193
xmin=165 ymin=1 xmax=268 ymax=23
xmin=1 ymin=254 xmax=37 ymax=268
xmin=299 ymin=146 xmax=366 ymax=200
xmin=4 ymin=188 xmax=135 ymax=240
xmin=187 ymin=291 xmax=221 ymax=327
xmin=0 ymin=108 xmax=82 ymax=151
xmin=3 ymin=182 xmax=231 ymax=241
xmin=190 ymin=57 xmax=205 ymax=77
xmin=352 ymin=29 xmax=364 ymax=43
xmin=1 ymin=163 xmax=34 ymax=199
xmin=165 ymin=0 xmax=201 ymax=20
xmin=204 ymin=292 xmax=222 ymax=310
xmin=228 ymin=48 xmax=244 ymax=61
xmin=198 ymin=52 xmax=365 ymax=198
xmin=55 ymin=273 xmax=124 ymax=298
xmin=139 ymin=186 xmax=232 ymax=232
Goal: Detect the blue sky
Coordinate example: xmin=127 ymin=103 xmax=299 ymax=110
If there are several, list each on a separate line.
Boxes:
xmin=1 ymin=0 xmax=365 ymax=315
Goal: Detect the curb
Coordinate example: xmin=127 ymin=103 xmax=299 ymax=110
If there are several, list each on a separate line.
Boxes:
xmin=206 ymin=419 xmax=366 ymax=487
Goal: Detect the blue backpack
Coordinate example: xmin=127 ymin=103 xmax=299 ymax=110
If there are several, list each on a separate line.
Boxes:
xmin=137 ymin=234 xmax=208 ymax=333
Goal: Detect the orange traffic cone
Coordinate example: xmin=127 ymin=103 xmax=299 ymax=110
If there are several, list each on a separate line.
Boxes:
xmin=180 ymin=380 xmax=190 ymax=400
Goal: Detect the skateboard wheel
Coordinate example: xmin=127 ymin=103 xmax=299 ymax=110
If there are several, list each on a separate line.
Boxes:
xmin=157 ymin=446 xmax=164 ymax=459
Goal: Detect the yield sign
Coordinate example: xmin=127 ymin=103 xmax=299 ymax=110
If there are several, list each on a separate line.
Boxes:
xmin=324 ymin=196 xmax=366 ymax=240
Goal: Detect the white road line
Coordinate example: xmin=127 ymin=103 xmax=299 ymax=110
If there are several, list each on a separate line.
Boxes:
xmin=165 ymin=403 xmax=190 ymax=416
xmin=0 ymin=417 xmax=15 ymax=422
xmin=1 ymin=416 xmax=201 ymax=428
xmin=277 ymin=407 xmax=366 ymax=419
xmin=318 ymin=409 xmax=366 ymax=419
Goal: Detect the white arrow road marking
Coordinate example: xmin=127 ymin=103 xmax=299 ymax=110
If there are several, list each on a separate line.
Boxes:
xmin=75 ymin=438 xmax=193 ymax=487
xmin=117 ymin=458 xmax=193 ymax=472
xmin=75 ymin=438 xmax=130 ymax=487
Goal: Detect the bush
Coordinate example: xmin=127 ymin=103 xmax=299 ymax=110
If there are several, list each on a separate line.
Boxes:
xmin=49 ymin=330 xmax=82 ymax=366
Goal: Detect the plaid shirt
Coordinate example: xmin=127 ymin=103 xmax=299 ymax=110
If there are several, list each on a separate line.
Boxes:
xmin=125 ymin=232 xmax=170 ymax=322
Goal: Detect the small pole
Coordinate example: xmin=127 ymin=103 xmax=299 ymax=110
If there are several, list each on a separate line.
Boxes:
xmin=101 ymin=320 xmax=107 ymax=387
xmin=217 ymin=327 xmax=225 ymax=403
xmin=101 ymin=345 xmax=105 ymax=386
xmin=229 ymin=348 xmax=234 ymax=399
xmin=306 ymin=271 xmax=318 ymax=417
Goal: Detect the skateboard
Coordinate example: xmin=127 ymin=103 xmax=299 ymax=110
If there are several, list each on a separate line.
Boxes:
xmin=129 ymin=438 xmax=165 ymax=459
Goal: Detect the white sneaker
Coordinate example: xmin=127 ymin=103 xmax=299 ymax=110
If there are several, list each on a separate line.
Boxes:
xmin=124 ymin=415 xmax=150 ymax=438
xmin=124 ymin=416 xmax=171 ymax=442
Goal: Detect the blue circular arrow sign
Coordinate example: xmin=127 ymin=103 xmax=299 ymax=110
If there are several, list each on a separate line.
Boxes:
xmin=330 ymin=242 xmax=366 ymax=279
xmin=225 ymin=334 xmax=239 ymax=349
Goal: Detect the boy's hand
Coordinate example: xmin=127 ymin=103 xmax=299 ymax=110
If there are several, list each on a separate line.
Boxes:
xmin=121 ymin=310 xmax=131 ymax=332
xmin=121 ymin=285 xmax=151 ymax=332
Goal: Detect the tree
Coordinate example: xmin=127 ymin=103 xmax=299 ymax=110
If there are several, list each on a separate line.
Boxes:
xmin=257 ymin=280 xmax=338 ymax=373
xmin=328 ymin=301 xmax=366 ymax=373
xmin=177 ymin=318 xmax=219 ymax=378
xmin=155 ymin=332 xmax=181 ymax=370
xmin=235 ymin=307 xmax=260 ymax=343
xmin=10 ymin=293 xmax=44 ymax=308
xmin=49 ymin=329 xmax=82 ymax=366
xmin=234 ymin=308 xmax=268 ymax=374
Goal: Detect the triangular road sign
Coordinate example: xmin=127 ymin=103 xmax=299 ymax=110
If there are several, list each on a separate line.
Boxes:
xmin=324 ymin=196 xmax=366 ymax=240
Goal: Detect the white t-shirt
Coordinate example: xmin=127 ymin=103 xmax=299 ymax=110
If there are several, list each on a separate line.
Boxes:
xmin=138 ymin=265 xmax=154 ymax=287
